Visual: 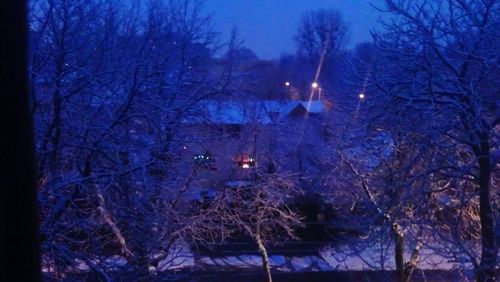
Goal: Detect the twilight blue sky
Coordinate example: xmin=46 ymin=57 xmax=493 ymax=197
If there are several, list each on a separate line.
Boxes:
xmin=204 ymin=0 xmax=387 ymax=59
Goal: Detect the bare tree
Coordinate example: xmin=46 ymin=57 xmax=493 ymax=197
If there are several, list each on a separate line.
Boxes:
xmin=207 ymin=173 xmax=304 ymax=282
xmin=295 ymin=9 xmax=349 ymax=60
xmin=335 ymin=127 xmax=439 ymax=282
xmin=29 ymin=0 xmax=236 ymax=279
xmin=369 ymin=0 xmax=500 ymax=280
xmin=293 ymin=9 xmax=350 ymax=99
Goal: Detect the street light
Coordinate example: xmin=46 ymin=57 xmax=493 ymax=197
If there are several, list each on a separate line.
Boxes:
xmin=285 ymin=81 xmax=290 ymax=87
xmin=359 ymin=93 xmax=365 ymax=99
xmin=312 ymin=82 xmax=319 ymax=89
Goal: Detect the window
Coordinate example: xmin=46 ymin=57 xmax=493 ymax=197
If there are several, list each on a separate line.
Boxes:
xmin=193 ymin=151 xmax=216 ymax=170
xmin=236 ymin=154 xmax=256 ymax=169
xmin=226 ymin=125 xmax=241 ymax=138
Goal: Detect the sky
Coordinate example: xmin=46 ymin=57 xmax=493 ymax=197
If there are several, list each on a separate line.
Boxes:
xmin=204 ymin=0 xmax=387 ymax=59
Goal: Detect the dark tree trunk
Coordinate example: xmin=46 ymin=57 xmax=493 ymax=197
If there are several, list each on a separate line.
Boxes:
xmin=0 ymin=1 xmax=41 ymax=281
xmin=49 ymin=86 xmax=63 ymax=169
xmin=392 ymin=223 xmax=405 ymax=282
xmin=476 ymin=133 xmax=496 ymax=282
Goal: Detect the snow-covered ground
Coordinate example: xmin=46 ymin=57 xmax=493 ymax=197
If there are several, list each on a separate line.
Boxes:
xmin=318 ymin=245 xmax=459 ymax=271
xmin=198 ymin=254 xmax=332 ymax=272
xmin=197 ymin=245 xmax=462 ymax=273
xmin=44 ymin=241 xmax=495 ymax=278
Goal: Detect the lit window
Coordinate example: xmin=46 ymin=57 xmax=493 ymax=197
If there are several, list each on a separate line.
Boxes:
xmin=236 ymin=154 xmax=256 ymax=169
xmin=194 ymin=152 xmax=216 ymax=170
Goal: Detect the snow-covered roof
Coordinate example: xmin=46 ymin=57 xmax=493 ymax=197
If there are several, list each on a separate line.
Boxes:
xmin=261 ymin=100 xmax=296 ymax=113
xmin=206 ymin=100 xmax=272 ymax=124
xmin=262 ymin=100 xmax=324 ymax=115
xmin=183 ymin=99 xmax=327 ymax=125
xmin=182 ymin=100 xmax=270 ymax=125
xmin=300 ymin=100 xmax=324 ymax=114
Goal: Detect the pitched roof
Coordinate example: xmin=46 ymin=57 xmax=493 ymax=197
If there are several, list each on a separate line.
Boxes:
xmin=183 ymin=99 xmax=326 ymax=125
xmin=300 ymin=100 xmax=325 ymax=114
xmin=205 ymin=100 xmax=271 ymax=124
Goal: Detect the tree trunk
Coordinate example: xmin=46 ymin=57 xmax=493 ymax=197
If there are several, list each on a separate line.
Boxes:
xmin=476 ymin=134 xmax=496 ymax=282
xmin=256 ymin=225 xmax=272 ymax=282
xmin=96 ymin=190 xmax=133 ymax=258
xmin=403 ymin=237 xmax=423 ymax=282
xmin=392 ymin=223 xmax=405 ymax=282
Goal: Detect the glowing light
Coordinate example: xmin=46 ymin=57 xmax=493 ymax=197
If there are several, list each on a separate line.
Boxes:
xmin=237 ymin=154 xmax=255 ymax=169
xmin=285 ymin=81 xmax=290 ymax=86
xmin=312 ymin=82 xmax=319 ymax=89
xmin=359 ymin=93 xmax=365 ymax=99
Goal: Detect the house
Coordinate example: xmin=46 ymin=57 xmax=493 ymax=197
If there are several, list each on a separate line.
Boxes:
xmin=179 ymin=99 xmax=330 ymax=184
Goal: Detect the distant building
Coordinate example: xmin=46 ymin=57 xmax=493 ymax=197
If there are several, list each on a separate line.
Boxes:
xmin=179 ymin=99 xmax=329 ymax=187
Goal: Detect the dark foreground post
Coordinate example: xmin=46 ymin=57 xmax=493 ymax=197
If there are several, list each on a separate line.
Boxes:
xmin=0 ymin=1 xmax=41 ymax=281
